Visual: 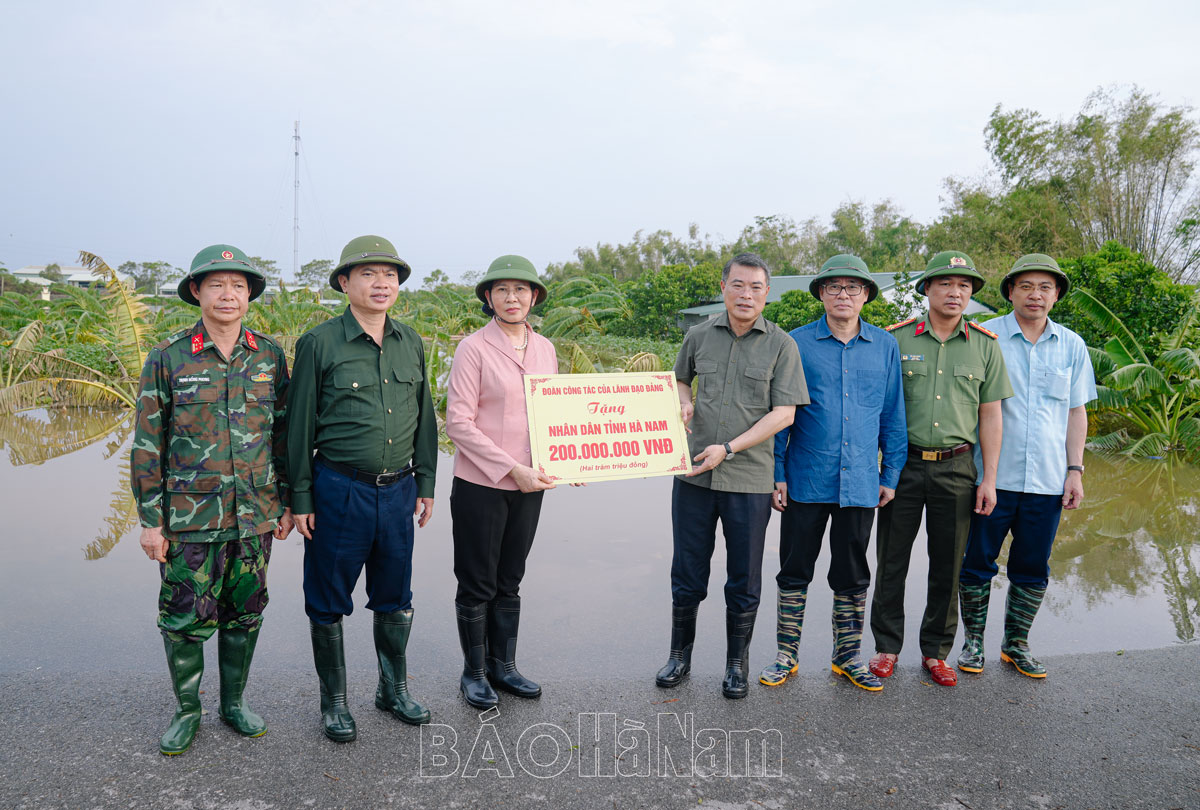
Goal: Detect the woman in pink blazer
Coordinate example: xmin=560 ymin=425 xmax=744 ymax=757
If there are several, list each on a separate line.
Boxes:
xmin=445 ymin=255 xmax=558 ymax=710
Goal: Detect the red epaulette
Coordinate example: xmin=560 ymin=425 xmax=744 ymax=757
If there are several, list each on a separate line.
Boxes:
xmin=190 ymin=333 xmax=205 ymax=355
xmin=969 ymin=321 xmax=999 ymax=339
xmin=244 ymin=328 xmax=259 ymax=351
xmin=886 ymin=317 xmax=916 ymax=332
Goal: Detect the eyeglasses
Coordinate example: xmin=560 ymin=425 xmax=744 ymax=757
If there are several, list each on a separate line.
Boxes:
xmin=822 ymin=283 xmax=865 ymax=297
xmin=1014 ymin=282 xmax=1057 ymax=294
xmin=727 ymin=281 xmax=767 ymax=295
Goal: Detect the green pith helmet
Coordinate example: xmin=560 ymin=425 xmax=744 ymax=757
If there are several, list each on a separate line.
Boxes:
xmin=915 ymin=250 xmax=986 ymax=295
xmin=177 ymin=244 xmax=266 ymax=306
xmin=474 ymin=255 xmax=548 ymax=307
xmin=329 ymin=235 xmax=412 ymax=293
xmin=1000 ymin=253 xmax=1071 ymax=301
xmin=808 ymin=254 xmax=879 ymax=302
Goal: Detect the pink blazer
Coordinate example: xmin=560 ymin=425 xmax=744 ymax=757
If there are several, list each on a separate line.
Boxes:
xmin=446 ymin=319 xmax=558 ymax=490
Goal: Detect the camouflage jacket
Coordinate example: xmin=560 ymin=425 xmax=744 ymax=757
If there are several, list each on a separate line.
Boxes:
xmin=131 ymin=320 xmax=289 ymax=542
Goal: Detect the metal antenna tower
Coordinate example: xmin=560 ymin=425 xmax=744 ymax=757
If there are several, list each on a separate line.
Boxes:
xmin=293 ymin=120 xmax=301 ymax=280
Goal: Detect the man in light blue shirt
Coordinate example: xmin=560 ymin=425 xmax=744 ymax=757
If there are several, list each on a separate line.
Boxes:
xmin=957 ymin=254 xmax=1096 ymax=679
xmin=758 ymin=255 xmax=907 ymax=692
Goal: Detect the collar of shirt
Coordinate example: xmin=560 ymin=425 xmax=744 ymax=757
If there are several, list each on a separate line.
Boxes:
xmin=999 ymin=311 xmax=1062 ymax=345
xmin=338 ymin=306 xmax=400 ymax=343
xmin=916 ymin=313 xmax=969 ymax=341
xmin=814 ymin=314 xmax=873 ymax=345
xmin=714 ymin=309 xmax=768 ymax=334
xmin=191 ymin=320 xmax=256 ymax=356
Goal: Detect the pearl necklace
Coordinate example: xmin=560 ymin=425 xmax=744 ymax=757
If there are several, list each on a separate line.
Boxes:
xmin=497 ymin=317 xmax=529 ymax=352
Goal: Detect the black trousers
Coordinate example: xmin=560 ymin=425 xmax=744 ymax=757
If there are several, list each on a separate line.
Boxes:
xmin=777 ymin=500 xmax=875 ymax=594
xmin=450 ymin=476 xmax=545 ymax=607
xmin=869 ymin=452 xmax=976 ymax=660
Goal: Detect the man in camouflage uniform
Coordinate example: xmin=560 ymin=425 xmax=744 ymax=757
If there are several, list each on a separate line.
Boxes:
xmin=133 ymin=244 xmax=292 ymax=755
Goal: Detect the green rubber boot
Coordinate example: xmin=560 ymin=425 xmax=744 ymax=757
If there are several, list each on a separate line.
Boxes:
xmin=160 ymin=636 xmax=205 ymax=755
xmin=830 ymin=591 xmax=882 ymax=691
xmin=310 ymin=620 xmax=357 ymax=742
xmin=217 ymin=626 xmax=267 ymax=737
xmin=956 ymin=582 xmax=991 ymax=673
xmin=374 ymin=609 xmax=431 ymax=725
xmin=759 ymin=588 xmax=806 ymax=687
xmin=1001 ymin=584 xmax=1048 ymax=678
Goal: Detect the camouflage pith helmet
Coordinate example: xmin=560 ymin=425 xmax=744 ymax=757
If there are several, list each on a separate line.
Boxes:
xmin=915 ymin=250 xmax=986 ymax=295
xmin=1000 ymin=253 xmax=1070 ymax=301
xmin=330 ymin=235 xmax=412 ymax=293
xmin=808 ymin=254 xmax=879 ymax=302
xmin=177 ymin=244 xmax=266 ymax=306
xmin=474 ymin=255 xmax=548 ymax=307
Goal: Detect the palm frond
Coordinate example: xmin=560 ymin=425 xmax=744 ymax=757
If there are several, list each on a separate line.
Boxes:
xmin=79 ymin=250 xmax=150 ymax=379
xmin=623 ymin=352 xmax=662 ymax=372
xmin=564 ymin=342 xmax=597 ymax=374
xmin=1068 ymin=288 xmax=1149 ymax=365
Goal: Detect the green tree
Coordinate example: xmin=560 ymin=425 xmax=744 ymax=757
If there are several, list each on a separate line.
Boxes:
xmin=421 ymin=269 xmax=450 ymax=291
xmin=730 ymin=214 xmax=822 ymax=275
xmin=540 ymin=275 xmax=633 ymax=338
xmin=246 ymin=256 xmax=281 ymax=286
xmin=546 ymin=225 xmax=720 ymax=282
xmin=116 ymin=260 xmax=181 ymax=294
xmin=1049 ymin=242 xmax=1193 ymax=357
xmin=296 ymin=258 xmax=333 ymax=290
xmin=616 ymin=262 xmax=722 ymax=339
xmin=40 ymin=263 xmax=64 ymax=282
xmin=985 ymin=87 xmax=1200 ymax=280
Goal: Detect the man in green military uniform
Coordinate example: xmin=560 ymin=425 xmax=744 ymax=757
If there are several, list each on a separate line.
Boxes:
xmin=868 ymin=251 xmax=1012 ymax=687
xmin=288 ymin=235 xmax=437 ymax=741
xmin=133 ymin=244 xmax=293 ymax=755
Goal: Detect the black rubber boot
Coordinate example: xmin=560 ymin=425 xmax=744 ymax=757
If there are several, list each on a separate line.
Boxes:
xmin=655 ymin=604 xmax=698 ymax=688
xmin=160 ymin=635 xmax=204 ymax=755
xmin=374 ymin=609 xmax=431 ymax=725
xmin=485 ymin=596 xmax=541 ymax=698
xmin=217 ymin=626 xmax=267 ymax=737
xmin=310 ymin=620 xmax=357 ymax=742
xmin=456 ymin=602 xmax=499 ymax=710
xmin=721 ymin=610 xmax=757 ymax=699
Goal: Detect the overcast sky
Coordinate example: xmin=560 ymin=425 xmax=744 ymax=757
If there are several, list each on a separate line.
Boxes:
xmin=2 ymin=0 xmax=1197 ymax=283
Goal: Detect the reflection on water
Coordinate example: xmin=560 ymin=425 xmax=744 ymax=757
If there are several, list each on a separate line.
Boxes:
xmin=1 ymin=409 xmax=1198 ymax=649
xmin=1052 ymin=453 xmax=1200 ymax=643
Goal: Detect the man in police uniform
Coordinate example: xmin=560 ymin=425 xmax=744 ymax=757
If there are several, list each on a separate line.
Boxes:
xmin=134 ymin=244 xmax=292 ymax=755
xmin=956 ymin=254 xmax=1095 ymax=679
xmin=288 ymin=235 xmax=437 ymax=741
xmin=868 ymin=251 xmax=1013 ymax=687
xmin=655 ymin=252 xmax=808 ymax=699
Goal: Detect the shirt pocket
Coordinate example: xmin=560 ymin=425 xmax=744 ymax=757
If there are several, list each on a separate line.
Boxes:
xmin=742 ymin=366 xmax=771 ymax=407
xmin=171 ymin=387 xmax=221 ymax=436
xmin=165 ymin=472 xmax=225 ymax=533
xmin=694 ymin=361 xmax=719 ymax=399
xmin=245 ymin=382 xmax=276 ymax=434
xmin=1042 ymin=369 xmax=1071 ymax=401
xmin=901 ymin=362 xmax=928 ymax=399
xmin=332 ymin=366 xmax=379 ymax=418
xmin=855 ymin=369 xmax=885 ymax=408
xmin=952 ymin=364 xmax=986 ymax=404
xmin=387 ymin=364 xmax=422 ymax=420
xmin=251 ymin=464 xmax=282 ymax=523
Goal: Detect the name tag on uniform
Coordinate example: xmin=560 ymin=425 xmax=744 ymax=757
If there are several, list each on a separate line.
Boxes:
xmin=901 ymin=354 xmax=924 ymax=362
xmin=177 ymin=374 xmax=212 ymax=385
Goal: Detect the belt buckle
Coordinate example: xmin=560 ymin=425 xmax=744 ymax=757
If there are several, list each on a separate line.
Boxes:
xmin=373 ymin=472 xmax=390 ymax=486
xmin=921 ymin=450 xmax=939 ymax=461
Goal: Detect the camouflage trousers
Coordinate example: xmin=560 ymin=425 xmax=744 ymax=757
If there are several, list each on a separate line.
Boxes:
xmin=158 ymin=533 xmax=273 ymax=643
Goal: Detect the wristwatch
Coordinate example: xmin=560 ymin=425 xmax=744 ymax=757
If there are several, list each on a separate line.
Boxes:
xmin=723 ymin=442 xmax=736 ymax=459
xmin=1067 ymin=465 xmax=1085 ymax=473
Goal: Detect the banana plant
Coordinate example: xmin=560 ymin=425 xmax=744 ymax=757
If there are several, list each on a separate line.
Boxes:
xmin=1073 ymin=287 xmax=1200 ymax=460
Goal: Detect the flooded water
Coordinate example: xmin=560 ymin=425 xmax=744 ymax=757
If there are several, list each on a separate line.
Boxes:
xmin=0 ymin=408 xmax=1196 ymax=678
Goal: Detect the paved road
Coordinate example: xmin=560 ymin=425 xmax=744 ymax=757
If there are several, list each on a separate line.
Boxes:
xmin=3 ymin=645 xmax=1197 ymax=809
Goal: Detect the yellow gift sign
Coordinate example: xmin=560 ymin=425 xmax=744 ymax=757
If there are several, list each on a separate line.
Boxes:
xmin=524 ymin=372 xmax=693 ymax=483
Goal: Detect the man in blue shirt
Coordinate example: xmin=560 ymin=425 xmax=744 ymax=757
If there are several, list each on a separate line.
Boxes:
xmin=758 ymin=255 xmax=907 ymax=691
xmin=956 ymin=254 xmax=1096 ymax=679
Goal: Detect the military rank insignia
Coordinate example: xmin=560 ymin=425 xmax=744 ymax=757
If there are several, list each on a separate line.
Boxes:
xmin=191 ymin=334 xmax=204 ymax=355
xmin=244 ymin=330 xmax=259 ymax=351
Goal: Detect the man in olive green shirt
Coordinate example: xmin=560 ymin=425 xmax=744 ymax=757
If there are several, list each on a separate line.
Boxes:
xmin=288 ymin=235 xmax=437 ymax=741
xmin=655 ymin=252 xmax=809 ymax=699
xmin=868 ymin=251 xmax=1012 ymax=688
